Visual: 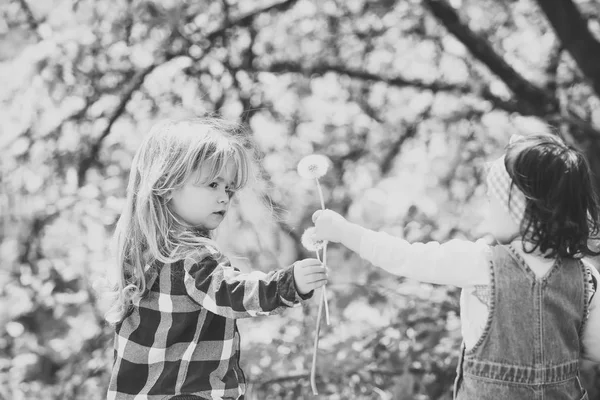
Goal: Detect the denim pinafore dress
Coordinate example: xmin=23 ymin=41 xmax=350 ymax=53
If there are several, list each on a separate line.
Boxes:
xmin=454 ymin=244 xmax=589 ymax=400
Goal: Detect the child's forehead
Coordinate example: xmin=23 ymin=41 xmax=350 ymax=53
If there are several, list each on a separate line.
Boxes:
xmin=194 ymin=159 xmax=237 ymax=183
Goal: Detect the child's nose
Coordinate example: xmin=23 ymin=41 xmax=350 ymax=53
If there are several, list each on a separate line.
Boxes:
xmin=218 ymin=189 xmax=229 ymax=204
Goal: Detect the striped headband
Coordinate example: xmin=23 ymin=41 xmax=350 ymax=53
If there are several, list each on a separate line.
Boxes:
xmin=486 ymin=136 xmax=527 ymax=226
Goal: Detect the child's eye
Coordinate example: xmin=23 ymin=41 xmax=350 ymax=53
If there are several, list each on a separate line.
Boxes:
xmin=226 ymin=187 xmax=236 ymax=198
xmin=208 ymin=182 xmax=218 ymax=189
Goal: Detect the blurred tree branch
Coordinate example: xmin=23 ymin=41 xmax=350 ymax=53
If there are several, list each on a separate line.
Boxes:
xmin=422 ymin=0 xmax=600 ymax=140
xmin=423 ymin=0 xmax=558 ymax=116
xmin=173 ymin=0 xmax=299 ymax=59
xmin=422 ymin=0 xmax=600 ymax=191
xmin=251 ymin=61 xmax=562 ymax=117
xmin=544 ymin=42 xmax=562 ymax=94
xmin=16 ymin=0 xmax=41 ymax=38
xmin=77 ymin=62 xmax=160 ymax=187
xmin=78 ymin=0 xmax=301 ymax=186
xmin=209 ymin=0 xmax=298 ymax=31
xmin=535 ymin=0 xmax=600 ymax=97
xmin=256 ymin=61 xmax=473 ymax=94
xmin=381 ymin=108 xmax=431 ymax=176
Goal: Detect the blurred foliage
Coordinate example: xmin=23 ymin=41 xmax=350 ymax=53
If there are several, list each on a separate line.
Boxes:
xmin=1 ymin=0 xmax=600 ymax=399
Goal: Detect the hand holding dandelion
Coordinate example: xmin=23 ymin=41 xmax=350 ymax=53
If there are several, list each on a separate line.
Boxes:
xmin=297 ymin=154 xmax=332 ymax=396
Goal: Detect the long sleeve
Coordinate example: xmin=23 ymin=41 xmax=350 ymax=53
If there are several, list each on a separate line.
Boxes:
xmin=183 ymin=255 xmax=311 ymax=319
xmin=582 ymin=265 xmax=600 ymax=363
xmin=358 ymin=230 xmax=491 ymax=287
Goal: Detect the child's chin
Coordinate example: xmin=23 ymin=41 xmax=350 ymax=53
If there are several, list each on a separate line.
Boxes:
xmin=204 ymin=221 xmax=224 ymax=231
xmin=196 ymin=223 xmax=217 ymax=231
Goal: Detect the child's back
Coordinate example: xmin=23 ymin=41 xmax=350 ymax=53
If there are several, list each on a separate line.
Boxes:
xmin=455 ymin=243 xmax=591 ymax=399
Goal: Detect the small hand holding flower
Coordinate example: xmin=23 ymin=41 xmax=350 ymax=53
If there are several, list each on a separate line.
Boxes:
xmin=292 ymin=258 xmax=327 ymax=295
xmin=311 ymin=209 xmax=348 ymax=244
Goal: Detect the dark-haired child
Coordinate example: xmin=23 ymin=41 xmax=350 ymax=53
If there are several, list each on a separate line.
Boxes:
xmin=313 ymin=134 xmax=600 ymax=399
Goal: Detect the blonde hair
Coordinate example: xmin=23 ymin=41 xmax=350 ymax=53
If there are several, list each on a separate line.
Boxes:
xmin=105 ymin=117 xmax=259 ymax=324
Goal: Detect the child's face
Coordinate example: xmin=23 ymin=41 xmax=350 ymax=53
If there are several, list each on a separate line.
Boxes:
xmin=169 ymin=160 xmax=236 ymax=230
xmin=484 ymin=187 xmax=520 ymax=243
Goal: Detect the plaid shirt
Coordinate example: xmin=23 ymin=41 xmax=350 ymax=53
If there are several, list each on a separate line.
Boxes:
xmin=107 ymin=248 xmax=310 ymax=400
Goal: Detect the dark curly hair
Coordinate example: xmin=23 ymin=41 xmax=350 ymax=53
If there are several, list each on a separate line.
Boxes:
xmin=504 ymin=134 xmax=600 ymax=258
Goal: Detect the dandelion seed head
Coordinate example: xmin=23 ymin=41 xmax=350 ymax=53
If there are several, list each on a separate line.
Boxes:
xmin=297 ymin=154 xmax=330 ymax=179
xmin=301 ymin=227 xmax=325 ymax=252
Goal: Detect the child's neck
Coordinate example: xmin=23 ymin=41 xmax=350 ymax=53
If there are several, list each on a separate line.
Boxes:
xmin=511 ymin=239 xmax=555 ymax=259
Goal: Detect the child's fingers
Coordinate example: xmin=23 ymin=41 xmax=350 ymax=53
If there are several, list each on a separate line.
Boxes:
xmin=303 ymin=271 xmax=327 ymax=283
xmin=308 ymin=278 xmax=327 ymax=288
xmin=294 ymin=258 xmax=321 ymax=269
xmin=301 ymin=265 xmax=327 ymax=276
xmin=311 ymin=210 xmax=323 ymax=223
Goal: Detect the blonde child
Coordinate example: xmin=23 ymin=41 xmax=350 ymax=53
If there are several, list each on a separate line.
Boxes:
xmin=312 ymin=134 xmax=600 ymax=399
xmin=105 ymin=118 xmax=327 ymax=400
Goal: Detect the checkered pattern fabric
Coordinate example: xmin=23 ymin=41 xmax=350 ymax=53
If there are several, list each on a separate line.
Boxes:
xmin=486 ymin=155 xmax=527 ymax=226
xmin=107 ymin=249 xmax=310 ymax=400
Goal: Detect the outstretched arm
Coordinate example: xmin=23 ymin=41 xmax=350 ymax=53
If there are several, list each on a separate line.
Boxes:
xmin=183 ymin=255 xmax=326 ymax=319
xmin=313 ymin=209 xmax=490 ymax=287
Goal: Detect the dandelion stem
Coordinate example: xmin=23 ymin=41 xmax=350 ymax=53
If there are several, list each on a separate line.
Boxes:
xmin=315 ymin=249 xmax=329 ymax=325
xmin=322 ymin=243 xmax=330 ymax=325
xmin=315 ymin=178 xmax=326 ymax=210
xmin=311 ymin=175 xmax=331 ymax=394
xmin=310 ymin=288 xmax=324 ymax=395
xmin=316 ymin=177 xmax=331 ymax=325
